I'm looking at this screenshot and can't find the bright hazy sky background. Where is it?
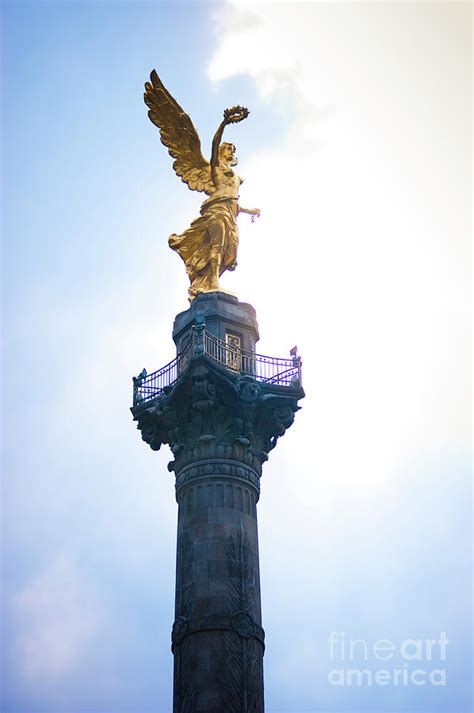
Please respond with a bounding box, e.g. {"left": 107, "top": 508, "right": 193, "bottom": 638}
{"left": 1, "top": 2, "right": 471, "bottom": 712}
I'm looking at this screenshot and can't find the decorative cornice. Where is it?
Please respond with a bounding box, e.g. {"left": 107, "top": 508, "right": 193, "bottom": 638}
{"left": 132, "top": 355, "right": 304, "bottom": 477}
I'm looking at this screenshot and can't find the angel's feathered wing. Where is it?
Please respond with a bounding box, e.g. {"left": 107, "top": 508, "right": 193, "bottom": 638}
{"left": 144, "top": 70, "right": 214, "bottom": 195}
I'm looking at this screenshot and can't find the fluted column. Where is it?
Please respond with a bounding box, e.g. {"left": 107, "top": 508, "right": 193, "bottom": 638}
{"left": 172, "top": 459, "right": 264, "bottom": 712}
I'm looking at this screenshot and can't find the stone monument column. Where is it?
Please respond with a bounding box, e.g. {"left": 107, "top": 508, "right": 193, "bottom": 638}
{"left": 132, "top": 292, "right": 303, "bottom": 712}
{"left": 172, "top": 448, "right": 264, "bottom": 712}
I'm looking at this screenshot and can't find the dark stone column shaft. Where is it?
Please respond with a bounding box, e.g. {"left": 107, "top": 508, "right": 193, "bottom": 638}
{"left": 172, "top": 461, "right": 264, "bottom": 713}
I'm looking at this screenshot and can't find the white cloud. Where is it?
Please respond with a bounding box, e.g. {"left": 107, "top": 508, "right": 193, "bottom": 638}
{"left": 209, "top": 1, "right": 471, "bottom": 494}
{"left": 11, "top": 555, "right": 104, "bottom": 686}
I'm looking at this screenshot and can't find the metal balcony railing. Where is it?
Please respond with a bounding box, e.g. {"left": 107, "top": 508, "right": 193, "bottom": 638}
{"left": 132, "top": 326, "right": 302, "bottom": 407}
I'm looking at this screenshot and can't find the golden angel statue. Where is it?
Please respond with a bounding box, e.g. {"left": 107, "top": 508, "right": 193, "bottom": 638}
{"left": 144, "top": 70, "right": 260, "bottom": 301}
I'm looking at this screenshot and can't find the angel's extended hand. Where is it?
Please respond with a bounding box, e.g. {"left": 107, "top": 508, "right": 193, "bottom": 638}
{"left": 239, "top": 207, "right": 261, "bottom": 223}
{"left": 240, "top": 207, "right": 260, "bottom": 217}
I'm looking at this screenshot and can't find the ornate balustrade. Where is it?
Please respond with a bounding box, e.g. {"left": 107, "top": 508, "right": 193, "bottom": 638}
{"left": 132, "top": 326, "right": 302, "bottom": 407}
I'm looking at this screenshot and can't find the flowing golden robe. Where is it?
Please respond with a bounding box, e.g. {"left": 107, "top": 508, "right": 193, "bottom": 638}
{"left": 168, "top": 168, "right": 242, "bottom": 300}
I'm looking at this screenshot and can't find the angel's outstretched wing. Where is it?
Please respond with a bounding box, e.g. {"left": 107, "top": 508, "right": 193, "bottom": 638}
{"left": 144, "top": 70, "right": 214, "bottom": 195}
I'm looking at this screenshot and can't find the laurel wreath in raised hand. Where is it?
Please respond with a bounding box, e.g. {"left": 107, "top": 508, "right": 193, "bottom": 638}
{"left": 223, "top": 106, "right": 250, "bottom": 124}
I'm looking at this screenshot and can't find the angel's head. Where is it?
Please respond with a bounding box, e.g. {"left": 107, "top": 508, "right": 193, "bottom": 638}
{"left": 219, "top": 142, "right": 238, "bottom": 167}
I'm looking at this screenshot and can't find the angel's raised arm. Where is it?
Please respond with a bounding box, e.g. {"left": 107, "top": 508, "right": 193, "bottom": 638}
{"left": 210, "top": 106, "right": 251, "bottom": 167}
{"left": 211, "top": 120, "right": 227, "bottom": 168}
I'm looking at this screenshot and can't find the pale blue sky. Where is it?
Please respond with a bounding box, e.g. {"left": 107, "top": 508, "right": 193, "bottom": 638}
{"left": 1, "top": 1, "right": 472, "bottom": 712}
